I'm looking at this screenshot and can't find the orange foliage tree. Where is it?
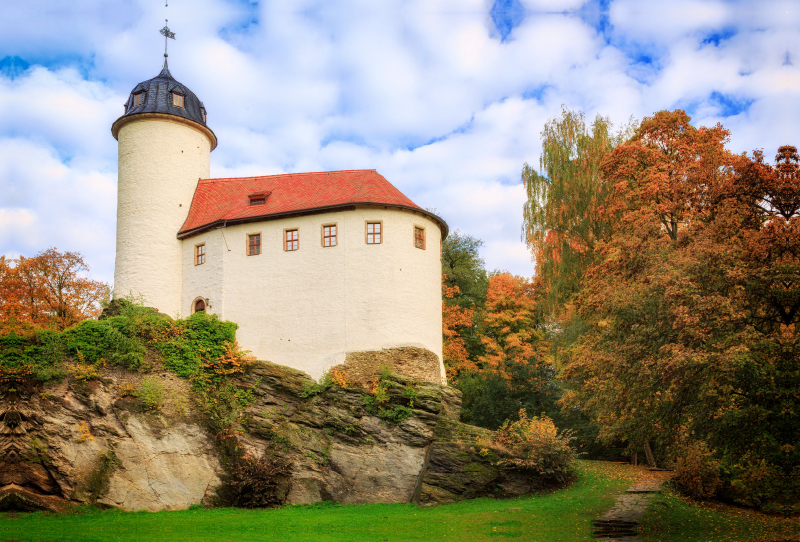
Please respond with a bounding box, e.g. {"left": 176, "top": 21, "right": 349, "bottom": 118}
{"left": 554, "top": 109, "right": 800, "bottom": 506}
{"left": 0, "top": 248, "right": 110, "bottom": 332}
{"left": 478, "top": 273, "right": 547, "bottom": 377}
{"left": 442, "top": 279, "right": 477, "bottom": 378}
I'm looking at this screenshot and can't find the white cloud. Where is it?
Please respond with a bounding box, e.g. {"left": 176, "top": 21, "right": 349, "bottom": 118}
{"left": 1, "top": 0, "right": 799, "bottom": 282}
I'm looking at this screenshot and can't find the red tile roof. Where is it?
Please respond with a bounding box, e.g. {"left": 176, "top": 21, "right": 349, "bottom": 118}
{"left": 178, "top": 169, "right": 447, "bottom": 238}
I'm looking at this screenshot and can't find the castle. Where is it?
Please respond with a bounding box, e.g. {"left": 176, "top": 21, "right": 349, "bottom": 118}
{"left": 110, "top": 65, "right": 447, "bottom": 383}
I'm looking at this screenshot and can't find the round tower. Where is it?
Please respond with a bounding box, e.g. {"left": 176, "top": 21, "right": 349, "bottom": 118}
{"left": 111, "top": 65, "right": 216, "bottom": 316}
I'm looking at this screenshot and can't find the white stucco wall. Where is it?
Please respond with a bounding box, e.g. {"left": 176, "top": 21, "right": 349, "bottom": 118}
{"left": 115, "top": 118, "right": 211, "bottom": 316}
{"left": 181, "top": 207, "right": 444, "bottom": 382}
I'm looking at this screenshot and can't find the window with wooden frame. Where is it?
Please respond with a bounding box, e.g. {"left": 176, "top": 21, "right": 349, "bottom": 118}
{"left": 284, "top": 229, "right": 299, "bottom": 251}
{"left": 172, "top": 93, "right": 185, "bottom": 108}
{"left": 414, "top": 226, "right": 425, "bottom": 249}
{"left": 195, "top": 244, "right": 206, "bottom": 265}
{"left": 133, "top": 92, "right": 145, "bottom": 106}
{"left": 247, "top": 233, "right": 261, "bottom": 256}
{"left": 322, "top": 224, "right": 337, "bottom": 247}
{"left": 366, "top": 222, "right": 382, "bottom": 244}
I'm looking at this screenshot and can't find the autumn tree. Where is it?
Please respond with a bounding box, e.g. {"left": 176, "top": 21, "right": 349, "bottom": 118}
{"left": 441, "top": 230, "right": 490, "bottom": 376}
{"left": 442, "top": 281, "right": 477, "bottom": 378}
{"left": 0, "top": 248, "right": 110, "bottom": 332}
{"left": 522, "top": 107, "right": 636, "bottom": 317}
{"left": 457, "top": 273, "right": 559, "bottom": 429}
{"left": 557, "top": 110, "right": 800, "bottom": 507}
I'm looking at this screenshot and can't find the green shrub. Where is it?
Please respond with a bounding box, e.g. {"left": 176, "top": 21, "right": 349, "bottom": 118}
{"left": 362, "top": 371, "right": 416, "bottom": 424}
{"left": 62, "top": 318, "right": 146, "bottom": 370}
{"left": 490, "top": 409, "right": 576, "bottom": 483}
{"left": 136, "top": 376, "right": 165, "bottom": 411}
{"left": 195, "top": 382, "right": 256, "bottom": 434}
{"left": 153, "top": 312, "right": 237, "bottom": 380}
{"left": 300, "top": 370, "right": 333, "bottom": 398}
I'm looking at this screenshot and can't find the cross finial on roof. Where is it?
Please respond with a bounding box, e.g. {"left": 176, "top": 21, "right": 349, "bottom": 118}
{"left": 160, "top": 19, "right": 176, "bottom": 69}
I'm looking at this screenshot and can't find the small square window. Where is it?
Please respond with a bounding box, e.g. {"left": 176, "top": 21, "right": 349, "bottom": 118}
{"left": 248, "top": 191, "right": 270, "bottom": 206}
{"left": 285, "top": 229, "right": 298, "bottom": 251}
{"left": 195, "top": 244, "right": 206, "bottom": 265}
{"left": 248, "top": 234, "right": 261, "bottom": 256}
{"left": 366, "top": 222, "right": 381, "bottom": 244}
{"left": 173, "top": 93, "right": 184, "bottom": 108}
{"left": 414, "top": 226, "right": 425, "bottom": 249}
{"left": 133, "top": 92, "right": 145, "bottom": 106}
{"left": 322, "top": 224, "right": 337, "bottom": 247}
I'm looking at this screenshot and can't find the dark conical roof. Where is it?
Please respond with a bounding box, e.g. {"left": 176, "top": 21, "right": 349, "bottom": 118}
{"left": 113, "top": 65, "right": 216, "bottom": 147}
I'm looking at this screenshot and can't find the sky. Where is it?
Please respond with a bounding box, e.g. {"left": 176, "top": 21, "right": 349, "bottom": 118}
{"left": 1, "top": 0, "right": 798, "bottom": 285}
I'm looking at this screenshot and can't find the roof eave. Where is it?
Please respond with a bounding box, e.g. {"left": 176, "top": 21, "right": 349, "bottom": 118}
{"left": 177, "top": 202, "right": 449, "bottom": 240}
{"left": 111, "top": 112, "right": 218, "bottom": 151}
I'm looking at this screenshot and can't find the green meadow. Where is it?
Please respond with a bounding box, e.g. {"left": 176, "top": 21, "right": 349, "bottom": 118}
{"left": 0, "top": 461, "right": 790, "bottom": 542}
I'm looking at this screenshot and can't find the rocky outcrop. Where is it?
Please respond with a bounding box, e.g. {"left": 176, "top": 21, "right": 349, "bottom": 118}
{"left": 0, "top": 376, "right": 222, "bottom": 512}
{"left": 0, "top": 360, "right": 548, "bottom": 511}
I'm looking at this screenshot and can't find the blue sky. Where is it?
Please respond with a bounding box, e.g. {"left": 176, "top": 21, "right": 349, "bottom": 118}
{"left": 1, "top": 0, "right": 798, "bottom": 285}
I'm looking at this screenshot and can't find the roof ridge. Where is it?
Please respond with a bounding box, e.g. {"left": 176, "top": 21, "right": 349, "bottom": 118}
{"left": 201, "top": 169, "right": 379, "bottom": 183}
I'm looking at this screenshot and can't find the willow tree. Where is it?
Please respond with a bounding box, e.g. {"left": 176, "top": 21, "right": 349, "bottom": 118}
{"left": 522, "top": 107, "right": 636, "bottom": 317}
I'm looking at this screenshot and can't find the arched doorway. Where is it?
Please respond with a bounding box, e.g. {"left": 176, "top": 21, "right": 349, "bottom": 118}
{"left": 193, "top": 297, "right": 206, "bottom": 313}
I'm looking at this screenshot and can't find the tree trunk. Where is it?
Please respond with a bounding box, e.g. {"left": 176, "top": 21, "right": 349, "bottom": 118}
{"left": 644, "top": 441, "right": 656, "bottom": 468}
{"left": 631, "top": 451, "right": 638, "bottom": 466}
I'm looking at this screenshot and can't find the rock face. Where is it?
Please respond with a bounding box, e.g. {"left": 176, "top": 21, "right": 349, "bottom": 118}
{"left": 0, "top": 377, "right": 222, "bottom": 512}
{"left": 0, "top": 360, "right": 542, "bottom": 511}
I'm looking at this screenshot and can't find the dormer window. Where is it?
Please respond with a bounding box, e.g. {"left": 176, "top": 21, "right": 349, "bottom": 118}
{"left": 248, "top": 192, "right": 270, "bottom": 206}
{"left": 172, "top": 93, "right": 184, "bottom": 108}
{"left": 133, "top": 92, "right": 145, "bottom": 106}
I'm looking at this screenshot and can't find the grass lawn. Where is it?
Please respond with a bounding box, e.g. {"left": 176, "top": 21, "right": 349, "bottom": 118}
{"left": 0, "top": 461, "right": 636, "bottom": 542}
{"left": 640, "top": 488, "right": 800, "bottom": 542}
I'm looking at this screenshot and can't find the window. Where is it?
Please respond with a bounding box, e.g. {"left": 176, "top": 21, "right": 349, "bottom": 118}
{"left": 414, "top": 226, "right": 425, "bottom": 249}
{"left": 172, "top": 93, "right": 184, "bottom": 108}
{"left": 285, "top": 229, "right": 298, "bottom": 251}
{"left": 366, "top": 222, "right": 382, "bottom": 244}
{"left": 133, "top": 92, "right": 145, "bottom": 106}
{"left": 322, "top": 224, "right": 337, "bottom": 247}
{"left": 248, "top": 191, "right": 270, "bottom": 205}
{"left": 248, "top": 234, "right": 261, "bottom": 256}
{"left": 195, "top": 244, "right": 205, "bottom": 265}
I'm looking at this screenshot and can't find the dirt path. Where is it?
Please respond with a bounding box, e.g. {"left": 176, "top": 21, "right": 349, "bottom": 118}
{"left": 592, "top": 467, "right": 673, "bottom": 541}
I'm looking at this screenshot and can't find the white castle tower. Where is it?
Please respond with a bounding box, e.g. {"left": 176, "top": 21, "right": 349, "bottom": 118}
{"left": 111, "top": 63, "right": 217, "bottom": 317}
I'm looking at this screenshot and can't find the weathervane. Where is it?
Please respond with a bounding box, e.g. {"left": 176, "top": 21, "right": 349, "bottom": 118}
{"left": 160, "top": 19, "right": 176, "bottom": 68}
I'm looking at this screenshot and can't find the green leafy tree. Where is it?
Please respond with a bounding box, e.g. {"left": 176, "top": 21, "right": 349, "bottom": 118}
{"left": 522, "top": 107, "right": 636, "bottom": 316}
{"left": 441, "top": 230, "right": 489, "bottom": 309}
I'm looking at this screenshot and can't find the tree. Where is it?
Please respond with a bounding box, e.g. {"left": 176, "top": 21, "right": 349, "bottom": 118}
{"left": 0, "top": 248, "right": 110, "bottom": 332}
{"left": 441, "top": 230, "right": 489, "bottom": 309}
{"left": 478, "top": 273, "right": 546, "bottom": 375}
{"left": 441, "top": 230, "right": 489, "bottom": 368}
{"left": 559, "top": 110, "right": 800, "bottom": 506}
{"left": 458, "top": 273, "right": 558, "bottom": 429}
{"left": 522, "top": 107, "right": 636, "bottom": 316}
{"left": 442, "top": 281, "right": 477, "bottom": 378}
